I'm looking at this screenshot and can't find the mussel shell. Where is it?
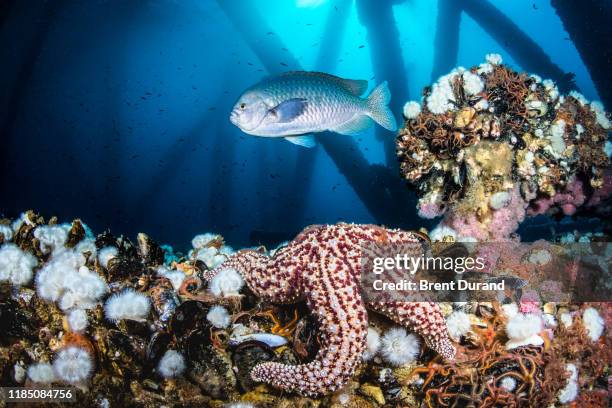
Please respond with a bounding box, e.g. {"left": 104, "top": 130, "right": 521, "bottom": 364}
{"left": 12, "top": 219, "right": 39, "bottom": 254}
{"left": 0, "top": 297, "right": 38, "bottom": 342}
{"left": 115, "top": 236, "right": 139, "bottom": 259}
{"left": 187, "top": 340, "right": 235, "bottom": 399}
{"left": 95, "top": 230, "right": 118, "bottom": 249}
{"left": 193, "top": 259, "right": 209, "bottom": 273}
{"left": 108, "top": 329, "right": 147, "bottom": 356}
{"left": 101, "top": 329, "right": 147, "bottom": 378}
{"left": 116, "top": 319, "right": 150, "bottom": 338}
{"left": 137, "top": 233, "right": 165, "bottom": 267}
{"left": 231, "top": 340, "right": 277, "bottom": 392}
{"left": 65, "top": 219, "right": 86, "bottom": 248}
{"left": 182, "top": 329, "right": 211, "bottom": 361}
{"left": 106, "top": 257, "right": 146, "bottom": 282}
{"left": 150, "top": 281, "right": 180, "bottom": 325}
{"left": 146, "top": 331, "right": 172, "bottom": 366}
{"left": 169, "top": 300, "right": 209, "bottom": 340}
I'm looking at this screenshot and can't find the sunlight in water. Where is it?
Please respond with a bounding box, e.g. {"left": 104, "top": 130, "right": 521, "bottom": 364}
{"left": 296, "top": 0, "right": 326, "bottom": 8}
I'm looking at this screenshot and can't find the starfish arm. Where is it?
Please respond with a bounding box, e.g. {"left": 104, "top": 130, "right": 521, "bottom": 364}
{"left": 202, "top": 249, "right": 266, "bottom": 283}
{"left": 251, "top": 259, "right": 368, "bottom": 396}
{"left": 359, "top": 227, "right": 456, "bottom": 360}
{"left": 367, "top": 300, "right": 456, "bottom": 360}
{"left": 205, "top": 249, "right": 302, "bottom": 303}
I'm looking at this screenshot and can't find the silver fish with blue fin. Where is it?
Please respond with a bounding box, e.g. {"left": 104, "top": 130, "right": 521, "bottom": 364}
{"left": 230, "top": 71, "right": 397, "bottom": 148}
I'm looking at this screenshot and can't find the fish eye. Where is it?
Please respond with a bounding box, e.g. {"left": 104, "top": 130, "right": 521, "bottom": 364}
{"left": 239, "top": 103, "right": 246, "bottom": 109}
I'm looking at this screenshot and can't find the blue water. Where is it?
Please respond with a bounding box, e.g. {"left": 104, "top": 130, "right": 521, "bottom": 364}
{"left": 0, "top": 0, "right": 602, "bottom": 248}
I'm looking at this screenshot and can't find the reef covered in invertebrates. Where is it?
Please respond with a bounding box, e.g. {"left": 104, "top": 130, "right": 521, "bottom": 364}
{"left": 0, "top": 211, "right": 610, "bottom": 407}
{"left": 397, "top": 54, "right": 611, "bottom": 241}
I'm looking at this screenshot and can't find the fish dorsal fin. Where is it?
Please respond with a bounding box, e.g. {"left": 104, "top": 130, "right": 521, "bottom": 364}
{"left": 284, "top": 134, "right": 316, "bottom": 148}
{"left": 331, "top": 115, "right": 373, "bottom": 136}
{"left": 308, "top": 72, "right": 368, "bottom": 96}
{"left": 269, "top": 98, "right": 308, "bottom": 123}
{"left": 337, "top": 78, "right": 369, "bottom": 96}
{"left": 277, "top": 71, "right": 368, "bottom": 96}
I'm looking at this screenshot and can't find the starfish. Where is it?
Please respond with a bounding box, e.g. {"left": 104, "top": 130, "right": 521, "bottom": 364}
{"left": 204, "top": 224, "right": 455, "bottom": 396}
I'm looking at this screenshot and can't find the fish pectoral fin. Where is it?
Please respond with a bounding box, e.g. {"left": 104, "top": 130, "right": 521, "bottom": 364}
{"left": 284, "top": 134, "right": 316, "bottom": 148}
{"left": 331, "top": 115, "right": 373, "bottom": 136}
{"left": 269, "top": 98, "right": 308, "bottom": 123}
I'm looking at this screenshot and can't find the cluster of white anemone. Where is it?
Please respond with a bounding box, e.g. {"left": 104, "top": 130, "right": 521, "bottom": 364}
{"left": 0, "top": 224, "right": 12, "bottom": 241}
{"left": 97, "top": 246, "right": 118, "bottom": 269}
{"left": 421, "top": 52, "right": 610, "bottom": 179}
{"left": 207, "top": 305, "right": 231, "bottom": 329}
{"left": 426, "top": 70, "right": 458, "bottom": 114}
{"left": 0, "top": 243, "right": 38, "bottom": 286}
{"left": 426, "top": 54, "right": 501, "bottom": 115}
{"left": 33, "top": 224, "right": 71, "bottom": 255}
{"left": 505, "top": 312, "right": 544, "bottom": 349}
{"left": 208, "top": 267, "right": 244, "bottom": 297}
{"left": 445, "top": 311, "right": 472, "bottom": 340}
{"left": 157, "top": 350, "right": 186, "bottom": 378}
{"left": 363, "top": 326, "right": 420, "bottom": 366}
{"left": 36, "top": 250, "right": 108, "bottom": 311}
{"left": 190, "top": 232, "right": 235, "bottom": 269}
{"left": 156, "top": 265, "right": 186, "bottom": 291}
{"left": 6, "top": 219, "right": 251, "bottom": 389}
{"left": 52, "top": 346, "right": 93, "bottom": 384}
{"left": 558, "top": 363, "right": 579, "bottom": 403}
{"left": 501, "top": 304, "right": 604, "bottom": 404}
{"left": 104, "top": 289, "right": 151, "bottom": 322}
{"left": 582, "top": 307, "right": 604, "bottom": 341}
{"left": 189, "top": 232, "right": 246, "bottom": 298}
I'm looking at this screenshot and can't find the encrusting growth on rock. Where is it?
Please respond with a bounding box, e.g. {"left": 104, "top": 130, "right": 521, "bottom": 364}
{"left": 396, "top": 55, "right": 611, "bottom": 240}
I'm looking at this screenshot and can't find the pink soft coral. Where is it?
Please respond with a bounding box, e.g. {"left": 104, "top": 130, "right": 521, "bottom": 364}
{"left": 527, "top": 177, "right": 587, "bottom": 216}
{"left": 418, "top": 201, "right": 445, "bottom": 219}
{"left": 436, "top": 171, "right": 610, "bottom": 242}
{"left": 519, "top": 290, "right": 541, "bottom": 314}
{"left": 443, "top": 187, "right": 526, "bottom": 241}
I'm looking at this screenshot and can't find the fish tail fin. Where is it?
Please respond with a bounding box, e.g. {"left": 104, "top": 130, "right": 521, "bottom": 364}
{"left": 365, "top": 81, "right": 397, "bottom": 132}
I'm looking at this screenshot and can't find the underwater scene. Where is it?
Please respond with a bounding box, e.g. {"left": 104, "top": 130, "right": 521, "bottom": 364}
{"left": 0, "top": 0, "right": 610, "bottom": 407}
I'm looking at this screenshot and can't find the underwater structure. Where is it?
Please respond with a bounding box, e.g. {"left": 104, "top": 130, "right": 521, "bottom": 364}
{"left": 397, "top": 54, "right": 611, "bottom": 241}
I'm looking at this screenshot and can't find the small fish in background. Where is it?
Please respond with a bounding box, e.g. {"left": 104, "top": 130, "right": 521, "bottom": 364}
{"left": 229, "top": 71, "right": 397, "bottom": 148}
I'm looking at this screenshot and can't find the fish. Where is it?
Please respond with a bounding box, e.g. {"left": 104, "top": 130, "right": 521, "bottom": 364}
{"left": 229, "top": 71, "right": 397, "bottom": 148}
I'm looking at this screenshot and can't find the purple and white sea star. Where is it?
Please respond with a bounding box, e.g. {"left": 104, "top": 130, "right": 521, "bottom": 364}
{"left": 204, "top": 223, "right": 455, "bottom": 396}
